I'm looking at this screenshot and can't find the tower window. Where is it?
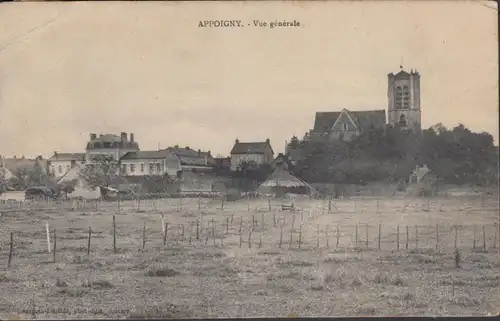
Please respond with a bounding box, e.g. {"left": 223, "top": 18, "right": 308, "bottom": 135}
{"left": 343, "top": 123, "right": 348, "bottom": 131}
{"left": 399, "top": 114, "right": 407, "bottom": 127}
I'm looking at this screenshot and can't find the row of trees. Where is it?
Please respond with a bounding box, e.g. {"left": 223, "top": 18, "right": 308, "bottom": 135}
{"left": 289, "top": 123, "right": 498, "bottom": 185}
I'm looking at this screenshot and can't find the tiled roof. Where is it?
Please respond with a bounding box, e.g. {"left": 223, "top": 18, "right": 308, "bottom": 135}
{"left": 313, "top": 112, "right": 341, "bottom": 133}
{"left": 313, "top": 110, "right": 386, "bottom": 133}
{"left": 86, "top": 134, "right": 139, "bottom": 149}
{"left": 49, "top": 153, "right": 86, "bottom": 161}
{"left": 1, "top": 157, "right": 49, "bottom": 175}
{"left": 230, "top": 142, "right": 273, "bottom": 155}
{"left": 179, "top": 156, "right": 209, "bottom": 167}
{"left": 394, "top": 70, "right": 411, "bottom": 79}
{"left": 120, "top": 150, "right": 171, "bottom": 160}
{"left": 348, "top": 110, "right": 386, "bottom": 131}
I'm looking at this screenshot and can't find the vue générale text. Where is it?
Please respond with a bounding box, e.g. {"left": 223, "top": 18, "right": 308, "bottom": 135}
{"left": 198, "top": 20, "right": 301, "bottom": 28}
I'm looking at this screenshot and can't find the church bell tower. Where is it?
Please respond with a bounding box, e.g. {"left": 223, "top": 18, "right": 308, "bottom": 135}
{"left": 387, "top": 67, "right": 421, "bottom": 131}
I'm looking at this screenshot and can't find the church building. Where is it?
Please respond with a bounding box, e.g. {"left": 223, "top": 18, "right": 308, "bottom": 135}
{"left": 308, "top": 67, "right": 422, "bottom": 141}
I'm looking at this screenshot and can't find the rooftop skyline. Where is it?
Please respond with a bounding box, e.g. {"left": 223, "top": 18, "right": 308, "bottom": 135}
{"left": 0, "top": 1, "right": 498, "bottom": 158}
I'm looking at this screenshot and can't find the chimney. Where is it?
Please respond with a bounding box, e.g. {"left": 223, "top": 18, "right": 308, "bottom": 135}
{"left": 130, "top": 133, "right": 135, "bottom": 143}
{"left": 266, "top": 138, "right": 270, "bottom": 144}
{"left": 54, "top": 151, "right": 58, "bottom": 156}
{"left": 235, "top": 138, "right": 239, "bottom": 144}
{"left": 120, "top": 132, "right": 127, "bottom": 142}
{"left": 37, "top": 155, "right": 42, "bottom": 160}
{"left": 90, "top": 133, "right": 97, "bottom": 141}
{"left": 208, "top": 150, "right": 211, "bottom": 156}
{"left": 185, "top": 146, "right": 190, "bottom": 150}
{"left": 198, "top": 149, "right": 201, "bottom": 156}
{"left": 99, "top": 134, "right": 103, "bottom": 138}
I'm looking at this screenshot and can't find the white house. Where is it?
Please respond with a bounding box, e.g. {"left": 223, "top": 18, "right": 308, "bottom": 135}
{"left": 120, "top": 146, "right": 214, "bottom": 177}
{"left": 48, "top": 152, "right": 86, "bottom": 179}
{"left": 230, "top": 138, "right": 274, "bottom": 171}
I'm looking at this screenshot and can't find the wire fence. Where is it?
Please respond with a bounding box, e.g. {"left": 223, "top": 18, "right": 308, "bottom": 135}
{"left": 2, "top": 194, "right": 499, "bottom": 267}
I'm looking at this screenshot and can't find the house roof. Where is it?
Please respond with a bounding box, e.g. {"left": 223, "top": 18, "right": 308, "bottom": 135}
{"left": 394, "top": 70, "right": 411, "bottom": 78}
{"left": 258, "top": 165, "right": 314, "bottom": 190}
{"left": 179, "top": 156, "right": 209, "bottom": 167}
{"left": 313, "top": 109, "right": 386, "bottom": 133}
{"left": 86, "top": 134, "right": 139, "bottom": 149}
{"left": 120, "top": 150, "right": 171, "bottom": 160}
{"left": 1, "top": 157, "right": 49, "bottom": 175}
{"left": 230, "top": 141, "right": 274, "bottom": 155}
{"left": 49, "top": 153, "right": 86, "bottom": 162}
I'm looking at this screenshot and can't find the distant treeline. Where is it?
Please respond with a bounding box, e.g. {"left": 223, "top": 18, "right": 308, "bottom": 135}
{"left": 288, "top": 123, "right": 498, "bottom": 186}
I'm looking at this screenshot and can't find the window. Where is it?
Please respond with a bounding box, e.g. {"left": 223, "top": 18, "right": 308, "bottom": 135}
{"left": 122, "top": 164, "right": 127, "bottom": 173}
{"left": 395, "top": 86, "right": 403, "bottom": 109}
{"left": 66, "top": 165, "right": 70, "bottom": 172}
{"left": 157, "top": 163, "right": 161, "bottom": 172}
{"left": 130, "top": 164, "right": 136, "bottom": 173}
{"left": 399, "top": 114, "right": 407, "bottom": 127}
{"left": 103, "top": 142, "right": 111, "bottom": 148}
{"left": 58, "top": 165, "right": 62, "bottom": 174}
{"left": 149, "top": 163, "right": 154, "bottom": 173}
{"left": 343, "top": 123, "right": 348, "bottom": 131}
{"left": 140, "top": 163, "right": 144, "bottom": 172}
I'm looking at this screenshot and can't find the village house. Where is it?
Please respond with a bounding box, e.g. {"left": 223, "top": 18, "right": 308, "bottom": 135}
{"left": 120, "top": 146, "right": 215, "bottom": 178}
{"left": 1, "top": 155, "right": 49, "bottom": 184}
{"left": 230, "top": 138, "right": 274, "bottom": 171}
{"left": 48, "top": 152, "right": 86, "bottom": 178}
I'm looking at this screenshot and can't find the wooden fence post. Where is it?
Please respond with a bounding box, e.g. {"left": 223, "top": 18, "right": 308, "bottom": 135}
{"left": 239, "top": 229, "right": 243, "bottom": 248}
{"left": 355, "top": 222, "right": 359, "bottom": 245}
{"left": 252, "top": 215, "right": 255, "bottom": 230}
{"left": 328, "top": 196, "right": 332, "bottom": 214}
{"left": 181, "top": 224, "right": 185, "bottom": 243}
{"left": 7, "top": 232, "right": 13, "bottom": 267}
{"left": 473, "top": 225, "right": 477, "bottom": 250}
{"left": 365, "top": 224, "right": 369, "bottom": 248}
{"left": 325, "top": 225, "right": 329, "bottom": 248}
{"left": 45, "top": 222, "right": 51, "bottom": 253}
{"left": 87, "top": 227, "right": 92, "bottom": 255}
{"left": 289, "top": 228, "right": 293, "bottom": 247}
{"left": 273, "top": 212, "right": 276, "bottom": 227}
{"left": 113, "top": 215, "right": 117, "bottom": 253}
{"left": 240, "top": 217, "right": 243, "bottom": 234}
{"left": 336, "top": 224, "right": 340, "bottom": 248}
{"left": 268, "top": 198, "right": 271, "bottom": 211}
{"left": 279, "top": 226, "right": 283, "bottom": 248}
{"left": 226, "top": 217, "right": 229, "bottom": 235}
{"left": 316, "top": 225, "right": 320, "bottom": 248}
{"left": 377, "top": 224, "right": 381, "bottom": 250}
{"left": 406, "top": 225, "right": 409, "bottom": 250}
{"left": 436, "top": 224, "right": 439, "bottom": 251}
{"left": 261, "top": 213, "right": 265, "bottom": 230}
{"left": 396, "top": 225, "right": 400, "bottom": 251}
{"left": 494, "top": 224, "right": 497, "bottom": 249}
{"left": 163, "top": 223, "right": 168, "bottom": 245}
{"left": 259, "top": 233, "right": 262, "bottom": 248}
{"left": 482, "top": 225, "right": 486, "bottom": 251}
{"left": 454, "top": 226, "right": 458, "bottom": 251}
{"left": 292, "top": 214, "right": 296, "bottom": 229}
{"left": 212, "top": 219, "right": 216, "bottom": 246}
{"left": 248, "top": 230, "right": 252, "bottom": 249}
{"left": 299, "top": 225, "right": 303, "bottom": 249}
{"left": 142, "top": 222, "right": 147, "bottom": 249}
{"left": 415, "top": 225, "right": 419, "bottom": 249}
{"left": 52, "top": 228, "right": 57, "bottom": 263}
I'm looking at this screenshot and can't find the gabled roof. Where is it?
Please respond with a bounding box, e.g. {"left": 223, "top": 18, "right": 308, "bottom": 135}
{"left": 120, "top": 150, "right": 171, "bottom": 160}
{"left": 49, "top": 153, "right": 86, "bottom": 161}
{"left": 230, "top": 141, "right": 274, "bottom": 155}
{"left": 313, "top": 112, "right": 341, "bottom": 133}
{"left": 313, "top": 109, "right": 386, "bottom": 133}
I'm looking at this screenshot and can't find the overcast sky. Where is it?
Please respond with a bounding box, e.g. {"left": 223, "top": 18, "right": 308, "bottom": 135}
{"left": 0, "top": 1, "right": 498, "bottom": 159}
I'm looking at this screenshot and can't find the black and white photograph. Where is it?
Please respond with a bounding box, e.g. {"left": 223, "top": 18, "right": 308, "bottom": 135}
{"left": 0, "top": 0, "right": 498, "bottom": 318}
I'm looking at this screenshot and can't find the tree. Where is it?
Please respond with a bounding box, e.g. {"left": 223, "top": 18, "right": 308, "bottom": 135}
{"left": 79, "top": 155, "right": 120, "bottom": 199}
{"left": 57, "top": 178, "right": 79, "bottom": 195}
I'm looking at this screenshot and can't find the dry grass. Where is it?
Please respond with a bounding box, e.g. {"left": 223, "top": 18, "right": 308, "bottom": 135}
{"left": 0, "top": 196, "right": 498, "bottom": 318}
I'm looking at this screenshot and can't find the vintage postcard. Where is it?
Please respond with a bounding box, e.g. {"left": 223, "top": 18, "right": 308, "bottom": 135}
{"left": 0, "top": 0, "right": 498, "bottom": 318}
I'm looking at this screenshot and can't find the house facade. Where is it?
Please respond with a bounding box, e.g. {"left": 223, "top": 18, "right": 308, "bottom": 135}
{"left": 230, "top": 138, "right": 274, "bottom": 171}
{"left": 48, "top": 153, "right": 86, "bottom": 178}
{"left": 120, "top": 146, "right": 214, "bottom": 177}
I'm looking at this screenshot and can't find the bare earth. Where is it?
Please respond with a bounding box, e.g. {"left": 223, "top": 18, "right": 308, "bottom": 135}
{"left": 0, "top": 196, "right": 499, "bottom": 319}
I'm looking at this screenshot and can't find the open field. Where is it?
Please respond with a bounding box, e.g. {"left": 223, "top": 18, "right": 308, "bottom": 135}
{"left": 0, "top": 196, "right": 499, "bottom": 318}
